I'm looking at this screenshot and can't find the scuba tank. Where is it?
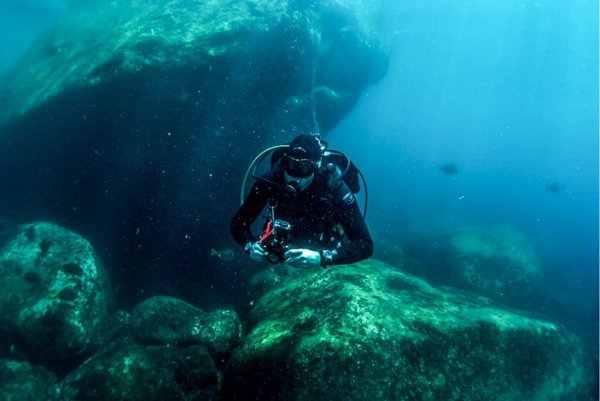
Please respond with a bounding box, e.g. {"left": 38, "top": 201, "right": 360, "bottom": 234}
{"left": 320, "top": 149, "right": 362, "bottom": 194}
{"left": 240, "top": 138, "right": 369, "bottom": 218}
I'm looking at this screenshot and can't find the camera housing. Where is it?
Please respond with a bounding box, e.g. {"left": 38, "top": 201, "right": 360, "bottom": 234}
{"left": 261, "top": 220, "right": 291, "bottom": 264}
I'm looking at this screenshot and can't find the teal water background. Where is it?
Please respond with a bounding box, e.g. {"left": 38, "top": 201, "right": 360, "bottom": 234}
{"left": 0, "top": 0, "right": 598, "bottom": 366}
{"left": 331, "top": 0, "right": 598, "bottom": 322}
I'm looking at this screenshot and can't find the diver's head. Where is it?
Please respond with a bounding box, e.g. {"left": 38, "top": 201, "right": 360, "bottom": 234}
{"left": 282, "top": 135, "right": 322, "bottom": 192}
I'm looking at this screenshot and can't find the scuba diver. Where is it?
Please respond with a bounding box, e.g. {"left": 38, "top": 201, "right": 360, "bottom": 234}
{"left": 231, "top": 134, "right": 373, "bottom": 268}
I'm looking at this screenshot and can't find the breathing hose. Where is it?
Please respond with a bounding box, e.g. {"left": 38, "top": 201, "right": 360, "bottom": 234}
{"left": 240, "top": 145, "right": 368, "bottom": 219}
{"left": 240, "top": 145, "right": 289, "bottom": 205}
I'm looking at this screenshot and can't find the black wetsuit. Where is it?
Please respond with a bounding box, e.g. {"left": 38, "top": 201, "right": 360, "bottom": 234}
{"left": 231, "top": 170, "right": 373, "bottom": 266}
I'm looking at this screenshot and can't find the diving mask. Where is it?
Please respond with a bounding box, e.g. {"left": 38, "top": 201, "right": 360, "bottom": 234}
{"left": 282, "top": 155, "right": 318, "bottom": 178}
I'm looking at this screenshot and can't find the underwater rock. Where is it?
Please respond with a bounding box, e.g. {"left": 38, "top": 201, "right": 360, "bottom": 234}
{"left": 248, "top": 266, "right": 293, "bottom": 299}
{"left": 400, "top": 225, "right": 544, "bottom": 308}
{"left": 0, "top": 359, "right": 59, "bottom": 401}
{"left": 90, "top": 310, "right": 132, "bottom": 350}
{"left": 0, "top": 222, "right": 112, "bottom": 371}
{"left": 131, "top": 296, "right": 243, "bottom": 365}
{"left": 198, "top": 309, "right": 244, "bottom": 365}
{"left": 0, "top": 0, "right": 387, "bottom": 128}
{"left": 221, "top": 260, "right": 591, "bottom": 401}
{"left": 0, "top": 0, "right": 388, "bottom": 307}
{"left": 61, "top": 338, "right": 219, "bottom": 401}
{"left": 131, "top": 296, "right": 209, "bottom": 346}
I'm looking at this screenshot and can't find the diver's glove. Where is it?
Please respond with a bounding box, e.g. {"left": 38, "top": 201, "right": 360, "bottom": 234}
{"left": 284, "top": 248, "right": 321, "bottom": 268}
{"left": 245, "top": 242, "right": 267, "bottom": 262}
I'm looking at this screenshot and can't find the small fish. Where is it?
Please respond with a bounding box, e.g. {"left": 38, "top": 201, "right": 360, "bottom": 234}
{"left": 440, "top": 163, "right": 458, "bottom": 175}
{"left": 546, "top": 183, "right": 562, "bottom": 193}
{"left": 210, "top": 248, "right": 236, "bottom": 262}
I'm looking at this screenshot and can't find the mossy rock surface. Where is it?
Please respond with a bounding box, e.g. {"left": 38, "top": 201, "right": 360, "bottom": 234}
{"left": 131, "top": 296, "right": 243, "bottom": 363}
{"left": 0, "top": 222, "right": 112, "bottom": 369}
{"left": 222, "top": 259, "right": 590, "bottom": 401}
{"left": 61, "top": 339, "right": 218, "bottom": 401}
{"left": 398, "top": 225, "right": 544, "bottom": 307}
{"left": 0, "top": 359, "right": 59, "bottom": 401}
{"left": 131, "top": 296, "right": 209, "bottom": 345}
{"left": 0, "top": 0, "right": 387, "bottom": 129}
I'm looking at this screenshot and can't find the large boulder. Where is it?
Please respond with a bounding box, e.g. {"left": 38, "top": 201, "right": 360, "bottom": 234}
{"left": 398, "top": 225, "right": 544, "bottom": 307}
{"left": 0, "top": 222, "right": 112, "bottom": 370}
{"left": 61, "top": 295, "right": 244, "bottom": 401}
{"left": 131, "top": 296, "right": 210, "bottom": 346}
{"left": 0, "top": 0, "right": 387, "bottom": 129}
{"left": 0, "top": 359, "right": 59, "bottom": 401}
{"left": 221, "top": 260, "right": 591, "bottom": 401}
{"left": 0, "top": 0, "right": 388, "bottom": 304}
{"left": 60, "top": 339, "right": 219, "bottom": 401}
{"left": 131, "top": 295, "right": 243, "bottom": 366}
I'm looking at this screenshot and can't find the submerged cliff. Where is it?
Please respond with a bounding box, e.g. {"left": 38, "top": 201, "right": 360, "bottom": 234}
{"left": 0, "top": 0, "right": 388, "bottom": 304}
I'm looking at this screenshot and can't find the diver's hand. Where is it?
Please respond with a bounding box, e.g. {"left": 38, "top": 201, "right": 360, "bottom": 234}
{"left": 284, "top": 248, "right": 321, "bottom": 268}
{"left": 245, "top": 242, "right": 267, "bottom": 262}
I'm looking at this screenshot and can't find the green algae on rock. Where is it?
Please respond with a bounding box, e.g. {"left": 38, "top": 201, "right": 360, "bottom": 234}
{"left": 56, "top": 296, "right": 242, "bottom": 400}
{"left": 398, "top": 225, "right": 544, "bottom": 308}
{"left": 198, "top": 309, "right": 245, "bottom": 362}
{"left": 0, "top": 222, "right": 112, "bottom": 369}
{"left": 131, "top": 295, "right": 243, "bottom": 362}
{"left": 0, "top": 0, "right": 387, "bottom": 129}
{"left": 0, "top": 359, "right": 59, "bottom": 401}
{"left": 221, "top": 259, "right": 590, "bottom": 401}
{"left": 60, "top": 339, "right": 218, "bottom": 401}
{"left": 131, "top": 296, "right": 209, "bottom": 346}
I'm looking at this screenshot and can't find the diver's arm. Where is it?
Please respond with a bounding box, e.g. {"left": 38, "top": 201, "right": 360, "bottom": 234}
{"left": 321, "top": 190, "right": 373, "bottom": 266}
{"left": 230, "top": 182, "right": 270, "bottom": 247}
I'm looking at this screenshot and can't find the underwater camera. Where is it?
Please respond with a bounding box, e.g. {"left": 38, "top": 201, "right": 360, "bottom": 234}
{"left": 261, "top": 219, "right": 291, "bottom": 264}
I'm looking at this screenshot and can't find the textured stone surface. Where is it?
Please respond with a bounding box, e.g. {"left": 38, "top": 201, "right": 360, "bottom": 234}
{"left": 398, "top": 225, "right": 544, "bottom": 306}
{"left": 131, "top": 296, "right": 208, "bottom": 345}
{"left": 131, "top": 296, "right": 243, "bottom": 366}
{"left": 0, "top": 359, "right": 59, "bottom": 401}
{"left": 222, "top": 259, "right": 590, "bottom": 401}
{"left": 198, "top": 309, "right": 244, "bottom": 360}
{"left": 0, "top": 0, "right": 386, "bottom": 127}
{"left": 0, "top": 222, "right": 112, "bottom": 369}
{"left": 61, "top": 339, "right": 218, "bottom": 401}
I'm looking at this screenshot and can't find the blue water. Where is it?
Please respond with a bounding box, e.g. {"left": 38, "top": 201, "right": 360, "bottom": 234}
{"left": 0, "top": 0, "right": 597, "bottom": 393}
{"left": 0, "top": 5, "right": 55, "bottom": 71}
{"left": 330, "top": 0, "right": 598, "bottom": 321}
